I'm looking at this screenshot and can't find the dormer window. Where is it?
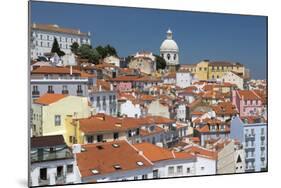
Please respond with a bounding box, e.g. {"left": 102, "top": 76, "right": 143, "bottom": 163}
{"left": 91, "top": 169, "right": 99, "bottom": 175}
{"left": 113, "top": 164, "right": 122, "bottom": 170}
{"left": 136, "top": 161, "right": 144, "bottom": 166}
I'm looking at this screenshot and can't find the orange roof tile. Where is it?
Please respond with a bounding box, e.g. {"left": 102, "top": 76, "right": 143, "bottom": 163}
{"left": 184, "top": 145, "right": 217, "bottom": 160}
{"left": 133, "top": 142, "right": 174, "bottom": 162}
{"left": 34, "top": 93, "right": 66, "bottom": 105}
{"left": 76, "top": 141, "right": 152, "bottom": 177}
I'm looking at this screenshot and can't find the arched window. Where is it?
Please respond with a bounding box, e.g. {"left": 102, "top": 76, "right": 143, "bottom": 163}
{"left": 174, "top": 54, "right": 177, "bottom": 60}
{"left": 167, "top": 53, "right": 170, "bottom": 60}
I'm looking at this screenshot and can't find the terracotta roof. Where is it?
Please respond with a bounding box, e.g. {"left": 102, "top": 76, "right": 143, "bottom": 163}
{"left": 237, "top": 90, "right": 261, "bottom": 100}
{"left": 139, "top": 126, "right": 165, "bottom": 137}
{"left": 184, "top": 145, "right": 217, "bottom": 160}
{"left": 134, "top": 142, "right": 194, "bottom": 162}
{"left": 31, "top": 135, "right": 65, "bottom": 148}
{"left": 212, "top": 102, "right": 238, "bottom": 116}
{"left": 76, "top": 141, "right": 152, "bottom": 177}
{"left": 31, "top": 66, "right": 95, "bottom": 78}
{"left": 32, "top": 23, "right": 88, "bottom": 36}
{"left": 209, "top": 61, "right": 243, "bottom": 67}
{"left": 78, "top": 114, "right": 174, "bottom": 134}
{"left": 34, "top": 93, "right": 66, "bottom": 105}
{"left": 163, "top": 72, "right": 176, "bottom": 78}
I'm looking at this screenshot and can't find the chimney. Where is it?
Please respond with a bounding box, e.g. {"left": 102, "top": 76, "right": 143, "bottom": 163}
{"left": 110, "top": 83, "right": 113, "bottom": 91}
{"left": 99, "top": 84, "right": 102, "bottom": 91}
{"left": 70, "top": 66, "right": 73, "bottom": 75}
{"left": 138, "top": 151, "right": 143, "bottom": 156}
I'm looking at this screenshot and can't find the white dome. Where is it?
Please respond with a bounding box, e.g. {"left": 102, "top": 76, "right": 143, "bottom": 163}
{"left": 160, "top": 29, "right": 179, "bottom": 52}
{"left": 160, "top": 39, "right": 179, "bottom": 52}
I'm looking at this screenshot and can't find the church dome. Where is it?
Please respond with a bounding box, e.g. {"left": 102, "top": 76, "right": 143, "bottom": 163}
{"left": 160, "top": 29, "right": 179, "bottom": 52}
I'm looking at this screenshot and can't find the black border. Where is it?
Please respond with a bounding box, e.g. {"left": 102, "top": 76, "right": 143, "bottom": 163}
{"left": 28, "top": 1, "right": 269, "bottom": 187}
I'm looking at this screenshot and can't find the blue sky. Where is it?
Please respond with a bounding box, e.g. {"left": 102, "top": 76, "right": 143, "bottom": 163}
{"left": 30, "top": 1, "right": 267, "bottom": 79}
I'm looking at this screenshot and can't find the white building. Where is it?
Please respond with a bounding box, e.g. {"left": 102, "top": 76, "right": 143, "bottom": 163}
{"left": 119, "top": 100, "right": 142, "bottom": 118}
{"left": 31, "top": 23, "right": 91, "bottom": 60}
{"left": 176, "top": 71, "right": 193, "bottom": 88}
{"left": 30, "top": 135, "right": 80, "bottom": 186}
{"left": 134, "top": 143, "right": 217, "bottom": 178}
{"left": 221, "top": 71, "right": 244, "bottom": 90}
{"left": 103, "top": 55, "right": 120, "bottom": 67}
{"left": 160, "top": 29, "right": 179, "bottom": 71}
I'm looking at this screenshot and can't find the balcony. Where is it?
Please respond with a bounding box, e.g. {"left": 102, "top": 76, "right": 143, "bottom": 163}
{"left": 56, "top": 175, "right": 66, "bottom": 185}
{"left": 245, "top": 134, "right": 255, "bottom": 140}
{"left": 38, "top": 177, "right": 50, "bottom": 186}
{"left": 245, "top": 155, "right": 255, "bottom": 160}
{"left": 62, "top": 90, "right": 69, "bottom": 94}
{"left": 244, "top": 144, "right": 255, "bottom": 150}
{"left": 76, "top": 90, "right": 83, "bottom": 96}
{"left": 246, "top": 165, "right": 255, "bottom": 171}
{"left": 32, "top": 91, "right": 40, "bottom": 97}
{"left": 31, "top": 150, "right": 73, "bottom": 163}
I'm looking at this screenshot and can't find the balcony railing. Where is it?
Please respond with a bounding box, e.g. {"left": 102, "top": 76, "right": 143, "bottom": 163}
{"left": 56, "top": 175, "right": 66, "bottom": 184}
{"left": 31, "top": 150, "right": 73, "bottom": 163}
{"left": 77, "top": 90, "right": 83, "bottom": 96}
{"left": 62, "top": 90, "right": 69, "bottom": 94}
{"left": 38, "top": 177, "right": 50, "bottom": 186}
{"left": 245, "top": 134, "right": 255, "bottom": 140}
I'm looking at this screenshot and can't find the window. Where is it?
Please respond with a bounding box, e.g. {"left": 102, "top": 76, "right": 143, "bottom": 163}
{"left": 113, "top": 132, "right": 119, "bottom": 140}
{"left": 142, "top": 174, "right": 148, "bottom": 179}
{"left": 186, "top": 167, "right": 191, "bottom": 174}
{"left": 87, "top": 135, "right": 94, "bottom": 143}
{"left": 47, "top": 85, "right": 54, "bottom": 93}
{"left": 57, "top": 166, "right": 63, "bottom": 177}
{"left": 128, "top": 130, "right": 132, "bottom": 137}
{"left": 261, "top": 128, "right": 265, "bottom": 135}
{"left": 201, "top": 166, "right": 205, "bottom": 171}
{"left": 97, "top": 96, "right": 100, "bottom": 107}
{"left": 168, "top": 166, "right": 174, "bottom": 175}
{"left": 97, "top": 134, "right": 103, "bottom": 142}
{"left": 174, "top": 54, "right": 177, "bottom": 60}
{"left": 67, "top": 164, "right": 73, "bottom": 173}
{"left": 167, "top": 53, "right": 171, "bottom": 60}
{"left": 54, "top": 115, "right": 61, "bottom": 126}
{"left": 40, "top": 168, "right": 47, "bottom": 180}
{"left": 251, "top": 129, "right": 255, "bottom": 135}
{"left": 134, "top": 176, "right": 138, "bottom": 180}
{"left": 153, "top": 169, "right": 159, "bottom": 178}
{"left": 177, "top": 166, "right": 183, "bottom": 174}
{"left": 69, "top": 136, "right": 73, "bottom": 143}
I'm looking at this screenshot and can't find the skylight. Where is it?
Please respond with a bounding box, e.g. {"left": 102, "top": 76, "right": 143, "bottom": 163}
{"left": 112, "top": 143, "right": 120, "bottom": 148}
{"left": 113, "top": 164, "right": 122, "bottom": 170}
{"left": 96, "top": 145, "right": 104, "bottom": 150}
{"left": 91, "top": 169, "right": 99, "bottom": 174}
{"left": 136, "top": 161, "right": 144, "bottom": 166}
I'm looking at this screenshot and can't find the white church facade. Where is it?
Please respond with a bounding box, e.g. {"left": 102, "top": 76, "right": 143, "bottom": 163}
{"left": 160, "top": 29, "right": 180, "bottom": 71}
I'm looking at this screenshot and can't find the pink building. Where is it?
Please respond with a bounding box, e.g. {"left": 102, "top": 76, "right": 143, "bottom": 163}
{"left": 232, "top": 90, "right": 263, "bottom": 116}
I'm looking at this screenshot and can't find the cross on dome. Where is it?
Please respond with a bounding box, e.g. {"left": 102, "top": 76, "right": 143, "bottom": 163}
{"left": 167, "top": 28, "right": 173, "bottom": 39}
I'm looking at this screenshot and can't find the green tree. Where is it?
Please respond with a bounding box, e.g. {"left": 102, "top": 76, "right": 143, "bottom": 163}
{"left": 96, "top": 45, "right": 107, "bottom": 59}
{"left": 77, "top": 44, "right": 100, "bottom": 64}
{"left": 70, "top": 42, "right": 79, "bottom": 54}
{"left": 104, "top": 44, "right": 117, "bottom": 57}
{"left": 154, "top": 54, "right": 167, "bottom": 70}
{"left": 51, "top": 37, "right": 65, "bottom": 57}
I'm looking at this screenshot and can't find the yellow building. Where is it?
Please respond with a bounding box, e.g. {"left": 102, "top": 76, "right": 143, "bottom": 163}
{"left": 180, "top": 60, "right": 245, "bottom": 81}
{"left": 31, "top": 93, "right": 93, "bottom": 142}
{"left": 64, "top": 113, "right": 142, "bottom": 146}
